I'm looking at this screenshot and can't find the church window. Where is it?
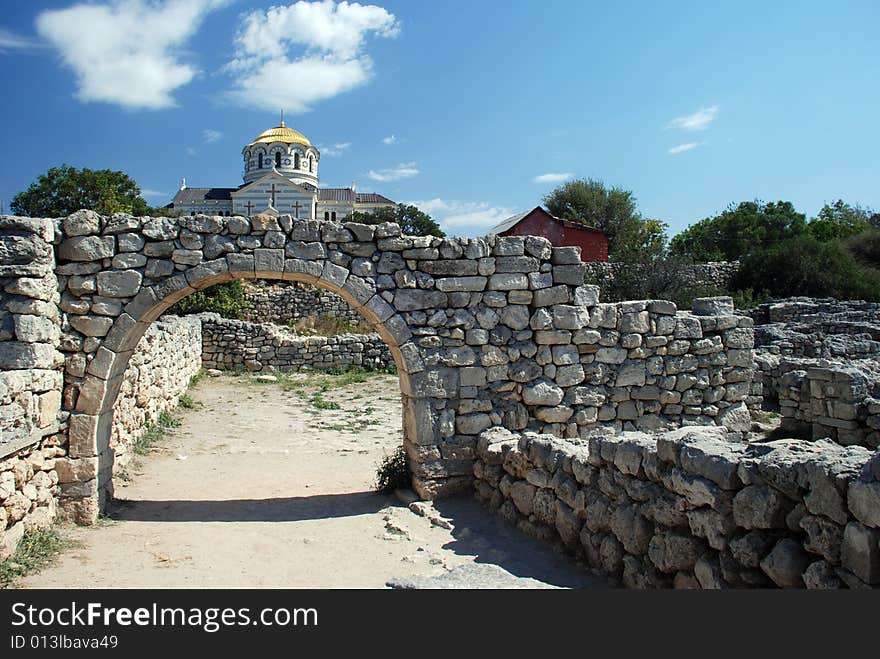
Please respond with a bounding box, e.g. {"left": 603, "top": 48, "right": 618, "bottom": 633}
{"left": 309, "top": 156, "right": 315, "bottom": 173}
{"left": 275, "top": 152, "right": 281, "bottom": 168}
{"left": 324, "top": 211, "right": 330, "bottom": 221}
{"left": 295, "top": 153, "right": 301, "bottom": 169}
{"left": 258, "top": 153, "right": 263, "bottom": 169}
{"left": 331, "top": 211, "right": 337, "bottom": 222}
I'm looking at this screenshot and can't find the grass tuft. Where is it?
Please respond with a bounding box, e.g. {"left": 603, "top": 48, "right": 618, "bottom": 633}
{"left": 0, "top": 528, "right": 75, "bottom": 589}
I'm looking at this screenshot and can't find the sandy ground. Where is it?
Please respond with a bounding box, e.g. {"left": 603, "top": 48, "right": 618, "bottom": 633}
{"left": 22, "top": 373, "right": 604, "bottom": 589}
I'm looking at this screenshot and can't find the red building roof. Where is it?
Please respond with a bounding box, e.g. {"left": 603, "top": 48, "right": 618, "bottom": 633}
{"left": 489, "top": 207, "right": 608, "bottom": 262}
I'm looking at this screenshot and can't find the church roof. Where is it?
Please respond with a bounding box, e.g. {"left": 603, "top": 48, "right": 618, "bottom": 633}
{"left": 172, "top": 187, "right": 236, "bottom": 203}
{"left": 248, "top": 121, "right": 311, "bottom": 148}
{"left": 318, "top": 189, "right": 395, "bottom": 204}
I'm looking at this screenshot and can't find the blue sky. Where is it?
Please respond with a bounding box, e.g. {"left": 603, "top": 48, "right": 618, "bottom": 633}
{"left": 0, "top": 0, "right": 877, "bottom": 237}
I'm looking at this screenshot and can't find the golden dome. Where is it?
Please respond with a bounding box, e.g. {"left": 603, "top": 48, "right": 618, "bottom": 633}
{"left": 248, "top": 120, "right": 311, "bottom": 147}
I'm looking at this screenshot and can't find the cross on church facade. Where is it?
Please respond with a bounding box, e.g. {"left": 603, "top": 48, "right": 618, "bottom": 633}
{"left": 245, "top": 200, "right": 253, "bottom": 216}
{"left": 292, "top": 201, "right": 302, "bottom": 219}
{"left": 269, "top": 183, "right": 278, "bottom": 207}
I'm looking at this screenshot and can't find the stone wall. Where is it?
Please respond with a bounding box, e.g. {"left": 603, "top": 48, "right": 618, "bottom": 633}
{"left": 200, "top": 314, "right": 393, "bottom": 372}
{"left": 1, "top": 217, "right": 64, "bottom": 457}
{"left": 751, "top": 297, "right": 880, "bottom": 449}
{"left": 584, "top": 261, "right": 741, "bottom": 301}
{"left": 1, "top": 216, "right": 66, "bottom": 558}
{"left": 474, "top": 425, "right": 880, "bottom": 588}
{"left": 241, "top": 280, "right": 362, "bottom": 326}
{"left": 1, "top": 209, "right": 764, "bottom": 518}
{"left": 513, "top": 295, "right": 756, "bottom": 439}
{"left": 110, "top": 315, "right": 202, "bottom": 466}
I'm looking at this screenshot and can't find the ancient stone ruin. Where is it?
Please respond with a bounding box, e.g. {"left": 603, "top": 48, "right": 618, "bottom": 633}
{"left": 2, "top": 212, "right": 878, "bottom": 588}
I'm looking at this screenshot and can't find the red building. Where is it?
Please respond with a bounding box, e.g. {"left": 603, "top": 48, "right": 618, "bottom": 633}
{"left": 489, "top": 207, "right": 608, "bottom": 262}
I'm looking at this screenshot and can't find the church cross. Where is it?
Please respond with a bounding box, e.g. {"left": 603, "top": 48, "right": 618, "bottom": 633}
{"left": 293, "top": 201, "right": 302, "bottom": 219}
{"left": 245, "top": 200, "right": 253, "bottom": 216}
{"left": 269, "top": 183, "right": 278, "bottom": 207}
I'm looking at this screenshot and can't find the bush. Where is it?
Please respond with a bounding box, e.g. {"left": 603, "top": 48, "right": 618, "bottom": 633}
{"left": 732, "top": 235, "right": 880, "bottom": 301}
{"left": 374, "top": 446, "right": 411, "bottom": 494}
{"left": 846, "top": 229, "right": 880, "bottom": 269}
{"left": 168, "top": 280, "right": 245, "bottom": 319}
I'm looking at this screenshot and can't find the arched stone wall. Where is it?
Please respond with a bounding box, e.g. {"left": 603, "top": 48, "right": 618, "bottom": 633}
{"left": 2, "top": 209, "right": 755, "bottom": 526}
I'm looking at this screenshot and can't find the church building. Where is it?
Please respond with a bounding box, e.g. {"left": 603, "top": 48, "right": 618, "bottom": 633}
{"left": 168, "top": 116, "right": 396, "bottom": 221}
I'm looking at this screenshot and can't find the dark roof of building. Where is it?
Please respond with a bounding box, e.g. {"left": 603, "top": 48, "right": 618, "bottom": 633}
{"left": 171, "top": 186, "right": 394, "bottom": 205}
{"left": 489, "top": 206, "right": 604, "bottom": 235}
{"left": 172, "top": 187, "right": 236, "bottom": 203}
{"left": 318, "top": 188, "right": 395, "bottom": 204}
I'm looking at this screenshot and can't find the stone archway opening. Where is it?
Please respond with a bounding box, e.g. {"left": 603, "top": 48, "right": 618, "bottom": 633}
{"left": 67, "top": 268, "right": 421, "bottom": 524}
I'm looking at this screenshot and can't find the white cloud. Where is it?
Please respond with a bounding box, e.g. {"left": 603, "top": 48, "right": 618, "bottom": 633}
{"left": 667, "top": 105, "right": 719, "bottom": 131}
{"left": 408, "top": 199, "right": 516, "bottom": 231}
{"left": 382, "top": 134, "right": 397, "bottom": 145}
{"left": 668, "top": 142, "right": 703, "bottom": 155}
{"left": 320, "top": 142, "right": 352, "bottom": 156}
{"left": 140, "top": 188, "right": 168, "bottom": 199}
{"left": 186, "top": 146, "right": 197, "bottom": 156}
{"left": 0, "top": 27, "right": 43, "bottom": 52}
{"left": 533, "top": 172, "right": 574, "bottom": 184}
{"left": 202, "top": 128, "right": 222, "bottom": 143}
{"left": 368, "top": 162, "right": 419, "bottom": 182}
{"left": 226, "top": 1, "right": 400, "bottom": 112}
{"left": 36, "top": 0, "right": 228, "bottom": 110}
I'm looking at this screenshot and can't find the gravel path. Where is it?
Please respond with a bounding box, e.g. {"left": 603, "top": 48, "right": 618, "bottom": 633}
{"left": 22, "top": 373, "right": 605, "bottom": 589}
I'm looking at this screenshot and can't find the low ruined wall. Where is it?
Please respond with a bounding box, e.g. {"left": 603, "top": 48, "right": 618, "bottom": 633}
{"left": 584, "top": 261, "right": 740, "bottom": 299}
{"left": 241, "top": 280, "right": 363, "bottom": 326}
{"left": 474, "top": 426, "right": 880, "bottom": 589}
{"left": 200, "top": 314, "right": 394, "bottom": 372}
{"left": 768, "top": 359, "right": 880, "bottom": 450}
{"left": 110, "top": 315, "right": 202, "bottom": 466}
{"left": 1, "top": 216, "right": 66, "bottom": 557}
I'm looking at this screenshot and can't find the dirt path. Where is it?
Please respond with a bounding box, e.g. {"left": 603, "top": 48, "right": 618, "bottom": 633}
{"left": 22, "top": 373, "right": 604, "bottom": 589}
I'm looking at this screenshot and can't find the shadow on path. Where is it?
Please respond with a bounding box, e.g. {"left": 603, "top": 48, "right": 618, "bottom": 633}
{"left": 108, "top": 491, "right": 390, "bottom": 523}
{"left": 430, "top": 495, "right": 609, "bottom": 589}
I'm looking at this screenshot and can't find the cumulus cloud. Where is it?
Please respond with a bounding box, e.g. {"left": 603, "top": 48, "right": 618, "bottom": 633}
{"left": 533, "top": 172, "right": 574, "bottom": 184}
{"left": 368, "top": 162, "right": 418, "bottom": 182}
{"left": 226, "top": 1, "right": 399, "bottom": 112}
{"left": 668, "top": 142, "right": 703, "bottom": 155}
{"left": 0, "top": 27, "right": 43, "bottom": 52}
{"left": 202, "top": 128, "right": 223, "bottom": 143}
{"left": 382, "top": 134, "right": 397, "bottom": 145}
{"left": 408, "top": 199, "right": 516, "bottom": 232}
{"left": 36, "top": 0, "right": 228, "bottom": 110}
{"left": 667, "top": 105, "right": 719, "bottom": 131}
{"left": 320, "top": 142, "right": 352, "bottom": 156}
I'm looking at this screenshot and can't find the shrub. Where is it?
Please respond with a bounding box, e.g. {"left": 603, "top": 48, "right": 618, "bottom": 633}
{"left": 168, "top": 280, "right": 245, "bottom": 319}
{"left": 374, "top": 446, "right": 411, "bottom": 494}
{"left": 732, "top": 235, "right": 880, "bottom": 301}
{"left": 846, "top": 229, "right": 880, "bottom": 269}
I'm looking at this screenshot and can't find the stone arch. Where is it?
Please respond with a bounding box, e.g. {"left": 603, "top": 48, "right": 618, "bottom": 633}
{"left": 67, "top": 266, "right": 419, "bottom": 521}
{"left": 55, "top": 211, "right": 473, "bottom": 524}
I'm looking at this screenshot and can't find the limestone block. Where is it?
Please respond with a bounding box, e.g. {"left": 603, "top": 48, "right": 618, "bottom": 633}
{"left": 58, "top": 235, "right": 115, "bottom": 262}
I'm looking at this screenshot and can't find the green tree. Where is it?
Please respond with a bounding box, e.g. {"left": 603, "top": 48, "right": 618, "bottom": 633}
{"left": 807, "top": 199, "right": 874, "bottom": 242}
{"left": 669, "top": 200, "right": 808, "bottom": 262}
{"left": 542, "top": 178, "right": 660, "bottom": 258}
{"left": 11, "top": 165, "right": 151, "bottom": 217}
{"left": 348, "top": 204, "right": 445, "bottom": 237}
{"left": 168, "top": 280, "right": 246, "bottom": 319}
